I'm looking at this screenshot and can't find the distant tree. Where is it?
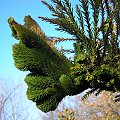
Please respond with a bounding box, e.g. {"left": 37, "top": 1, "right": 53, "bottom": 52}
{"left": 54, "top": 91, "right": 120, "bottom": 120}
{"left": 0, "top": 79, "right": 29, "bottom": 120}
{"left": 78, "top": 91, "right": 120, "bottom": 120}
{"left": 8, "top": 0, "right": 120, "bottom": 112}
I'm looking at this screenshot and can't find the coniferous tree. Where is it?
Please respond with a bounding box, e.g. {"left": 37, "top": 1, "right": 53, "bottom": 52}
{"left": 8, "top": 0, "right": 120, "bottom": 112}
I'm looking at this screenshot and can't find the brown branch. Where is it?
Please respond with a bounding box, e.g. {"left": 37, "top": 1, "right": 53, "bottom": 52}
{"left": 47, "top": 36, "right": 78, "bottom": 44}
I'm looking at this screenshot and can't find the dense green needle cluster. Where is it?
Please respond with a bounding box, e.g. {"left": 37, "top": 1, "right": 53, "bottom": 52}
{"left": 8, "top": 0, "right": 120, "bottom": 112}
{"left": 8, "top": 16, "right": 75, "bottom": 112}
{"left": 38, "top": 0, "right": 120, "bottom": 97}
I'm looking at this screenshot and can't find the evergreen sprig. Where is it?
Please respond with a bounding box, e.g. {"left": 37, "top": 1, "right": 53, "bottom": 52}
{"left": 38, "top": 0, "right": 120, "bottom": 100}
{"left": 39, "top": 0, "right": 81, "bottom": 40}
{"left": 8, "top": 16, "right": 73, "bottom": 112}
{"left": 8, "top": 0, "right": 120, "bottom": 112}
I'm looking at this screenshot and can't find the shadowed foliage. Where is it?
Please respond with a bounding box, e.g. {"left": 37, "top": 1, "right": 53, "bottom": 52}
{"left": 8, "top": 0, "right": 120, "bottom": 112}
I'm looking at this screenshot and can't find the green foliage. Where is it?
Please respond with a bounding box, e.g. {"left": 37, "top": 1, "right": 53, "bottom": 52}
{"left": 8, "top": 0, "right": 120, "bottom": 112}
{"left": 8, "top": 16, "right": 72, "bottom": 112}
{"left": 25, "top": 73, "right": 65, "bottom": 111}
{"left": 59, "top": 74, "right": 77, "bottom": 95}
{"left": 39, "top": 0, "right": 120, "bottom": 94}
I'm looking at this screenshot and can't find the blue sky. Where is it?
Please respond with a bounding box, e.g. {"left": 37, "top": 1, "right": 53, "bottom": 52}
{"left": 0, "top": 0, "right": 76, "bottom": 119}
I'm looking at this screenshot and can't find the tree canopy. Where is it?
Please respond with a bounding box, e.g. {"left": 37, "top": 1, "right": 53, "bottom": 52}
{"left": 8, "top": 0, "right": 120, "bottom": 112}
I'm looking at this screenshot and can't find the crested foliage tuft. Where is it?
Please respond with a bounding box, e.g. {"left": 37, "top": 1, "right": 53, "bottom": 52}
{"left": 8, "top": 0, "right": 120, "bottom": 112}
